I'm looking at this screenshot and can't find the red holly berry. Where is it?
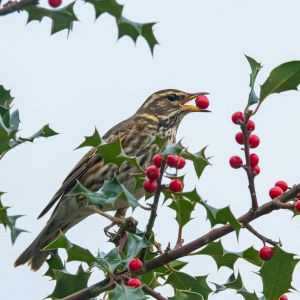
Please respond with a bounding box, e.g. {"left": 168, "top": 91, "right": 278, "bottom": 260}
{"left": 128, "top": 258, "right": 143, "bottom": 272}
{"left": 127, "top": 278, "right": 142, "bottom": 287}
{"left": 247, "top": 120, "right": 255, "bottom": 131}
{"left": 48, "top": 0, "right": 62, "bottom": 7}
{"left": 152, "top": 154, "right": 163, "bottom": 168}
{"left": 143, "top": 179, "right": 157, "bottom": 193}
{"left": 249, "top": 134, "right": 260, "bottom": 148}
{"left": 229, "top": 156, "right": 243, "bottom": 169}
{"left": 275, "top": 180, "right": 288, "bottom": 192}
{"left": 169, "top": 179, "right": 183, "bottom": 192}
{"left": 146, "top": 165, "right": 160, "bottom": 181}
{"left": 195, "top": 95, "right": 209, "bottom": 109}
{"left": 231, "top": 111, "right": 245, "bottom": 124}
{"left": 249, "top": 153, "right": 259, "bottom": 167}
{"left": 167, "top": 155, "right": 179, "bottom": 168}
{"left": 235, "top": 132, "right": 244, "bottom": 145}
{"left": 259, "top": 246, "right": 273, "bottom": 261}
{"left": 252, "top": 165, "right": 260, "bottom": 176}
{"left": 177, "top": 156, "right": 186, "bottom": 169}
{"left": 269, "top": 186, "right": 283, "bottom": 199}
{"left": 279, "top": 295, "right": 288, "bottom": 300}
{"left": 295, "top": 200, "right": 300, "bottom": 213}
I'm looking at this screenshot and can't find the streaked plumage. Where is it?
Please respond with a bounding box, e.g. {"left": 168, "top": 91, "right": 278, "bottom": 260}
{"left": 15, "top": 89, "right": 208, "bottom": 270}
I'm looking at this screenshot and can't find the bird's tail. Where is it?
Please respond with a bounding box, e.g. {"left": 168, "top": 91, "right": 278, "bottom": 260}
{"left": 14, "top": 203, "right": 91, "bottom": 271}
{"left": 14, "top": 219, "right": 60, "bottom": 271}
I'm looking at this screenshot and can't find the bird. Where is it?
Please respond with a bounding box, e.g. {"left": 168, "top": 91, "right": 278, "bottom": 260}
{"left": 14, "top": 89, "right": 209, "bottom": 271}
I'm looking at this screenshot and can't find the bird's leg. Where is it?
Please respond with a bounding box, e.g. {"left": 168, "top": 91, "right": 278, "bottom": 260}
{"left": 103, "top": 208, "right": 128, "bottom": 237}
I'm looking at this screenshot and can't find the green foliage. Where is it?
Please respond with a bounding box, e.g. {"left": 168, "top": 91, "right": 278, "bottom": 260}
{"left": 69, "top": 176, "right": 140, "bottom": 210}
{"left": 166, "top": 272, "right": 212, "bottom": 300}
{"left": 110, "top": 285, "right": 147, "bottom": 300}
{"left": 25, "top": 3, "right": 78, "bottom": 34}
{"left": 260, "top": 61, "right": 300, "bottom": 101}
{"left": 245, "top": 55, "right": 262, "bottom": 106}
{"left": 25, "top": 0, "right": 158, "bottom": 53}
{"left": 259, "top": 247, "right": 298, "bottom": 299}
{"left": 0, "top": 84, "right": 58, "bottom": 158}
{"left": 76, "top": 127, "right": 102, "bottom": 149}
{"left": 49, "top": 265, "right": 91, "bottom": 299}
{"left": 193, "top": 240, "right": 262, "bottom": 270}
{"left": 0, "top": 194, "right": 27, "bottom": 244}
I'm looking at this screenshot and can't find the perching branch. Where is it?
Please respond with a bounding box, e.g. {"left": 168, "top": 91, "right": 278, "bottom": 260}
{"left": 140, "top": 161, "right": 166, "bottom": 261}
{"left": 0, "top": 0, "right": 37, "bottom": 16}
{"left": 142, "top": 285, "right": 167, "bottom": 300}
{"left": 241, "top": 111, "right": 259, "bottom": 210}
{"left": 63, "top": 183, "right": 300, "bottom": 300}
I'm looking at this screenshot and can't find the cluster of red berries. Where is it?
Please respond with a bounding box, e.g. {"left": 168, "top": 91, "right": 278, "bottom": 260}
{"left": 143, "top": 154, "right": 185, "bottom": 194}
{"left": 229, "top": 112, "right": 260, "bottom": 175}
{"left": 126, "top": 258, "right": 143, "bottom": 287}
{"left": 269, "top": 180, "right": 288, "bottom": 199}
{"left": 195, "top": 95, "right": 210, "bottom": 109}
{"left": 48, "top": 0, "right": 62, "bottom": 8}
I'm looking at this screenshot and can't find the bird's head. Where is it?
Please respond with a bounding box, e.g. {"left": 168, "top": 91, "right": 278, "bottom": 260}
{"left": 135, "top": 89, "right": 210, "bottom": 129}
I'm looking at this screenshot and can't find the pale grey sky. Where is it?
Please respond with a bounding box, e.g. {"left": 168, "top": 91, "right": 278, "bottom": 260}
{"left": 1, "top": 0, "right": 300, "bottom": 299}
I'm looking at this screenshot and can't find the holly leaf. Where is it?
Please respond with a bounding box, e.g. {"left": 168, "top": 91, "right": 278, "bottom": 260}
{"left": 97, "top": 137, "right": 142, "bottom": 170}
{"left": 245, "top": 55, "right": 262, "bottom": 106}
{"left": 0, "top": 196, "right": 27, "bottom": 244}
{"left": 260, "top": 61, "right": 300, "bottom": 102}
{"left": 69, "top": 177, "right": 140, "bottom": 210}
{"left": 169, "top": 290, "right": 204, "bottom": 300}
{"left": 44, "top": 234, "right": 98, "bottom": 267}
{"left": 19, "top": 124, "right": 58, "bottom": 142}
{"left": 75, "top": 128, "right": 102, "bottom": 149}
{"left": 110, "top": 285, "right": 146, "bottom": 300}
{"left": 166, "top": 272, "right": 212, "bottom": 300}
{"left": 85, "top": 0, "right": 158, "bottom": 53}
{"left": 0, "top": 85, "right": 14, "bottom": 108}
{"left": 123, "top": 232, "right": 149, "bottom": 263}
{"left": 193, "top": 241, "right": 262, "bottom": 270}
{"left": 49, "top": 265, "right": 91, "bottom": 299}
{"left": 237, "top": 289, "right": 261, "bottom": 300}
{"left": 97, "top": 247, "right": 122, "bottom": 273}
{"left": 44, "top": 253, "right": 65, "bottom": 279}
{"left": 161, "top": 140, "right": 185, "bottom": 156}
{"left": 25, "top": 2, "right": 78, "bottom": 35}
{"left": 260, "top": 246, "right": 299, "bottom": 299}
{"left": 199, "top": 201, "right": 242, "bottom": 236}
{"left": 182, "top": 147, "right": 210, "bottom": 178}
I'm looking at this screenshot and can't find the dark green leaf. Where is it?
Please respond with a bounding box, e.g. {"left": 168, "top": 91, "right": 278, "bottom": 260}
{"left": 161, "top": 140, "right": 184, "bottom": 156}
{"left": 110, "top": 285, "right": 146, "bottom": 300}
{"left": 97, "top": 137, "right": 142, "bottom": 170}
{"left": 237, "top": 289, "right": 260, "bottom": 300}
{"left": 20, "top": 124, "right": 58, "bottom": 142}
{"left": 98, "top": 248, "right": 122, "bottom": 273}
{"left": 50, "top": 265, "right": 91, "bottom": 299}
{"left": 260, "top": 246, "right": 298, "bottom": 299}
{"left": 260, "top": 61, "right": 300, "bottom": 101}
{"left": 199, "top": 202, "right": 241, "bottom": 236}
{"left": 76, "top": 128, "right": 102, "bottom": 149}
{"left": 169, "top": 290, "right": 204, "bottom": 300}
{"left": 44, "top": 234, "right": 98, "bottom": 267}
{"left": 69, "top": 177, "right": 140, "bottom": 210}
{"left": 0, "top": 85, "right": 14, "bottom": 108}
{"left": 85, "top": 0, "right": 122, "bottom": 18}
{"left": 25, "top": 3, "right": 78, "bottom": 35}
{"left": 181, "top": 147, "right": 210, "bottom": 178}
{"left": 44, "top": 253, "right": 64, "bottom": 279}
{"left": 245, "top": 55, "right": 262, "bottom": 106}
{"left": 124, "top": 232, "right": 149, "bottom": 263}
{"left": 193, "top": 241, "right": 262, "bottom": 270}
{"left": 166, "top": 272, "right": 212, "bottom": 300}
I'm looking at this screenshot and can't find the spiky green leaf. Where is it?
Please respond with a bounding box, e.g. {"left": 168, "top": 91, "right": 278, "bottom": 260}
{"left": 110, "top": 285, "right": 146, "bottom": 300}
{"left": 260, "top": 61, "right": 300, "bottom": 101}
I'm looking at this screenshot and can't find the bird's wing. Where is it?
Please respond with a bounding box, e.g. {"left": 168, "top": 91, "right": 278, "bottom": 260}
{"left": 37, "top": 147, "right": 101, "bottom": 219}
{"left": 37, "top": 119, "right": 136, "bottom": 219}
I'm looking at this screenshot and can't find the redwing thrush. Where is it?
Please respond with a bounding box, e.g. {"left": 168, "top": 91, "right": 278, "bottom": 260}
{"left": 15, "top": 89, "right": 209, "bottom": 270}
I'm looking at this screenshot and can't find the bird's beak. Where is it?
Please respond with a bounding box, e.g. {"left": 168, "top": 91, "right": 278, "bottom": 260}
{"left": 180, "top": 92, "right": 211, "bottom": 112}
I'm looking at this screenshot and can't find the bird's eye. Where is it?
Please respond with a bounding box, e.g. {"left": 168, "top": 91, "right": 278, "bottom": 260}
{"left": 166, "top": 94, "right": 180, "bottom": 101}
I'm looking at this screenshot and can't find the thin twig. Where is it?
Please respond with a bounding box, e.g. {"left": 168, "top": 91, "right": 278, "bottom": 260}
{"left": 0, "top": 0, "right": 38, "bottom": 16}
{"left": 244, "top": 223, "right": 280, "bottom": 246}
{"left": 140, "top": 161, "right": 166, "bottom": 261}
{"left": 241, "top": 111, "right": 259, "bottom": 210}
{"left": 142, "top": 286, "right": 167, "bottom": 300}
